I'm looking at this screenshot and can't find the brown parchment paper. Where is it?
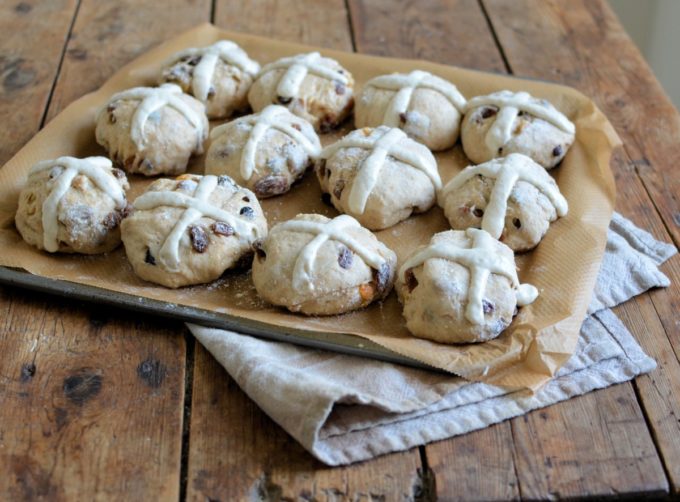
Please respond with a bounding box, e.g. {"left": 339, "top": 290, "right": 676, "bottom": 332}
{"left": 0, "top": 24, "right": 619, "bottom": 391}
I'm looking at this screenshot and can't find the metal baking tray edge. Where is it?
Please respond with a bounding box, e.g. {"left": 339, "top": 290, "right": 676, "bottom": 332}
{"left": 0, "top": 265, "right": 432, "bottom": 371}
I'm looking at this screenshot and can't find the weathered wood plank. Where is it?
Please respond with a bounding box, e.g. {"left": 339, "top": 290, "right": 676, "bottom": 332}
{"left": 483, "top": 0, "right": 680, "bottom": 492}
{"left": 0, "top": 0, "right": 77, "bottom": 164}
{"left": 216, "top": 0, "right": 353, "bottom": 51}
{"left": 186, "top": 2, "right": 423, "bottom": 499}
{"left": 607, "top": 148, "right": 680, "bottom": 493}
{"left": 187, "top": 344, "right": 423, "bottom": 501}
{"left": 46, "top": 0, "right": 212, "bottom": 122}
{"left": 347, "top": 1, "right": 520, "bottom": 499}
{"left": 0, "top": 289, "right": 186, "bottom": 500}
{"left": 512, "top": 383, "right": 667, "bottom": 499}
{"left": 349, "top": 0, "right": 506, "bottom": 72}
{"left": 0, "top": 1, "right": 213, "bottom": 499}
{"left": 426, "top": 424, "right": 519, "bottom": 502}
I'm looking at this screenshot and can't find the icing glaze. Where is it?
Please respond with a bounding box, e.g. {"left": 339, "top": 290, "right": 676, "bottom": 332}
{"left": 270, "top": 214, "right": 386, "bottom": 292}
{"left": 465, "top": 90, "right": 575, "bottom": 153}
{"left": 210, "top": 105, "right": 321, "bottom": 180}
{"left": 256, "top": 52, "right": 349, "bottom": 100}
{"left": 164, "top": 40, "right": 260, "bottom": 102}
{"left": 399, "top": 228, "right": 538, "bottom": 325}
{"left": 102, "top": 83, "right": 207, "bottom": 151}
{"left": 133, "top": 175, "right": 261, "bottom": 272}
{"left": 441, "top": 153, "right": 568, "bottom": 238}
{"left": 321, "top": 127, "right": 442, "bottom": 214}
{"left": 365, "top": 70, "right": 466, "bottom": 126}
{"left": 29, "top": 156, "right": 126, "bottom": 253}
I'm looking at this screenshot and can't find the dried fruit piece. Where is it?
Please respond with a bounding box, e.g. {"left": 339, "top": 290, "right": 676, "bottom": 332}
{"left": 333, "top": 179, "right": 346, "bottom": 199}
{"left": 473, "top": 207, "right": 484, "bottom": 218}
{"left": 552, "top": 145, "right": 563, "bottom": 157}
{"left": 107, "top": 103, "right": 117, "bottom": 124}
{"left": 482, "top": 299, "right": 495, "bottom": 314}
{"left": 373, "top": 262, "right": 391, "bottom": 294}
{"left": 277, "top": 95, "right": 292, "bottom": 105}
{"left": 319, "top": 114, "right": 336, "bottom": 133}
{"left": 121, "top": 203, "right": 133, "bottom": 218}
{"left": 334, "top": 82, "right": 346, "bottom": 95}
{"left": 189, "top": 225, "right": 208, "bottom": 253}
{"left": 239, "top": 206, "right": 255, "bottom": 218}
{"left": 141, "top": 159, "right": 154, "bottom": 172}
{"left": 254, "top": 175, "right": 288, "bottom": 197}
{"left": 338, "top": 247, "right": 353, "bottom": 269}
{"left": 102, "top": 211, "right": 122, "bottom": 230}
{"left": 112, "top": 168, "right": 126, "bottom": 180}
{"left": 145, "top": 248, "right": 156, "bottom": 265}
{"left": 512, "top": 218, "right": 522, "bottom": 229}
{"left": 359, "top": 283, "right": 376, "bottom": 301}
{"left": 481, "top": 107, "right": 497, "bottom": 119}
{"left": 405, "top": 268, "right": 418, "bottom": 292}
{"left": 211, "top": 221, "right": 234, "bottom": 237}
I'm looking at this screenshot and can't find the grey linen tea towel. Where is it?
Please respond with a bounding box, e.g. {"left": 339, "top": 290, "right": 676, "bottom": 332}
{"left": 188, "top": 213, "right": 676, "bottom": 466}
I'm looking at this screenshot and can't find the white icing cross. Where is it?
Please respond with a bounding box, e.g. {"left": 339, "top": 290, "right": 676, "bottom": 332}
{"left": 29, "top": 156, "right": 126, "bottom": 253}
{"left": 103, "top": 83, "right": 207, "bottom": 151}
{"left": 257, "top": 52, "right": 349, "bottom": 100}
{"left": 441, "top": 153, "right": 568, "bottom": 239}
{"left": 321, "top": 127, "right": 442, "bottom": 214}
{"left": 399, "top": 228, "right": 538, "bottom": 325}
{"left": 210, "top": 105, "right": 321, "bottom": 181}
{"left": 465, "top": 90, "right": 575, "bottom": 154}
{"left": 165, "top": 40, "right": 260, "bottom": 102}
{"left": 271, "top": 214, "right": 386, "bottom": 293}
{"left": 365, "top": 70, "right": 467, "bottom": 126}
{"left": 133, "top": 175, "right": 262, "bottom": 272}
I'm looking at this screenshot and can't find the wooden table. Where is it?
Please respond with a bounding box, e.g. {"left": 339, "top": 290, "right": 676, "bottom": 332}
{"left": 1, "top": 0, "right": 679, "bottom": 499}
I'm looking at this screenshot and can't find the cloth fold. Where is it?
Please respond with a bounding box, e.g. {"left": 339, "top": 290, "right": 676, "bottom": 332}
{"left": 189, "top": 213, "right": 676, "bottom": 465}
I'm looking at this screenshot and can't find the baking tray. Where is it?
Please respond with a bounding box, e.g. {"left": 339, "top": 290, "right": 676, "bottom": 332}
{"left": 0, "top": 24, "right": 619, "bottom": 389}
{"left": 0, "top": 265, "right": 428, "bottom": 369}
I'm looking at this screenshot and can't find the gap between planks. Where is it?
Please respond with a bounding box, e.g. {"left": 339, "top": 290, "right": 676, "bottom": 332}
{"left": 179, "top": 331, "right": 196, "bottom": 501}
{"left": 38, "top": 0, "right": 83, "bottom": 130}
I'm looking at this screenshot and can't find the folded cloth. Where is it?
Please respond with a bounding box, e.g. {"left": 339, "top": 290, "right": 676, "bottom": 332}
{"left": 189, "top": 213, "right": 676, "bottom": 466}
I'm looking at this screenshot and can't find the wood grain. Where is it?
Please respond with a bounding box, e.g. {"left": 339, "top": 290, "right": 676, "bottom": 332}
{"left": 0, "top": 0, "right": 77, "bottom": 164}
{"left": 186, "top": 2, "right": 423, "bottom": 499}
{"left": 347, "top": 1, "right": 521, "bottom": 499}
{"left": 511, "top": 383, "right": 667, "bottom": 499}
{"left": 0, "top": 289, "right": 186, "bottom": 500}
{"left": 483, "top": 0, "right": 680, "bottom": 492}
{"left": 0, "top": 1, "right": 214, "bottom": 499}
{"left": 46, "top": 0, "right": 212, "bottom": 122}
{"left": 187, "top": 344, "right": 424, "bottom": 501}
{"left": 215, "top": 0, "right": 353, "bottom": 51}
{"left": 425, "top": 424, "right": 519, "bottom": 501}
{"left": 349, "top": 0, "right": 506, "bottom": 72}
